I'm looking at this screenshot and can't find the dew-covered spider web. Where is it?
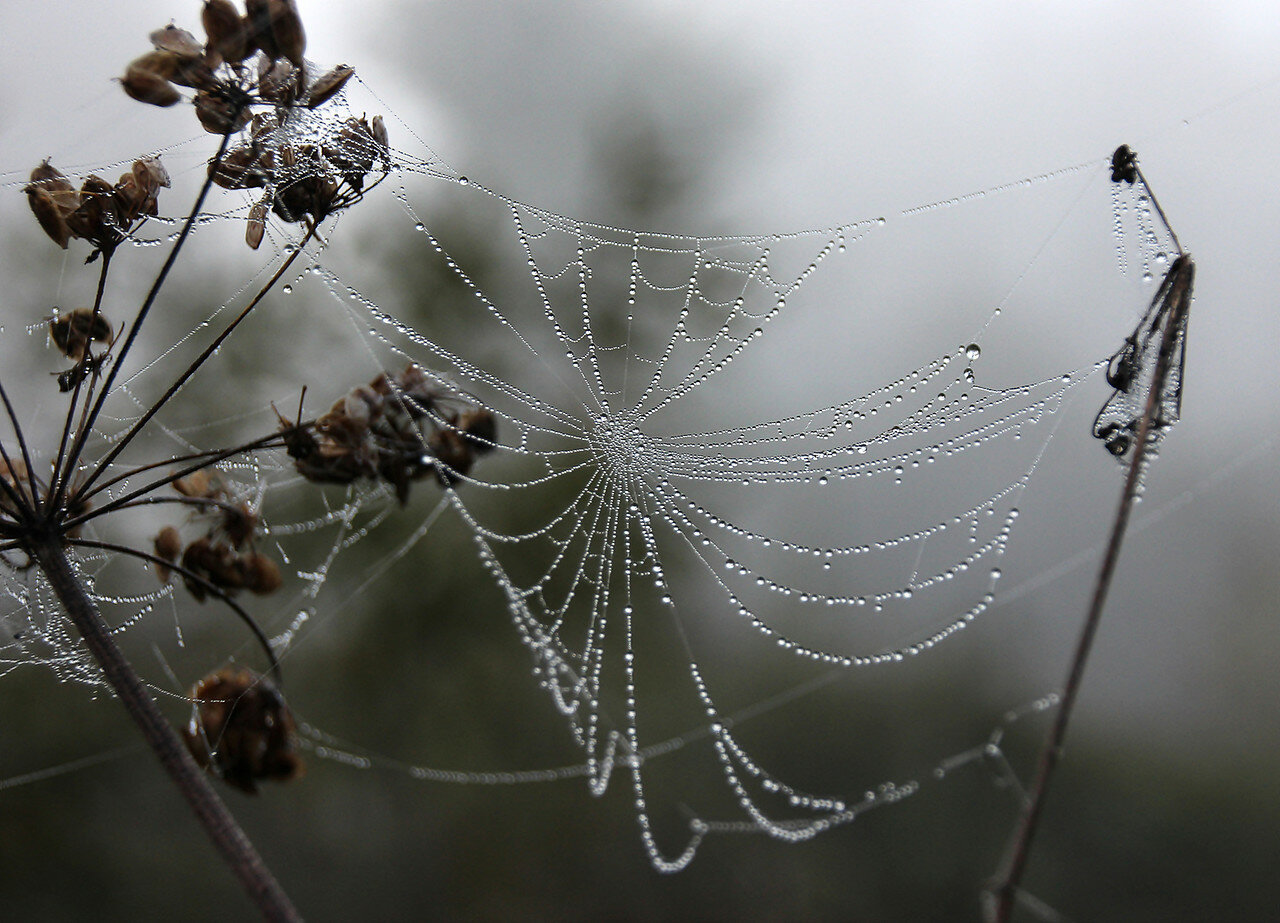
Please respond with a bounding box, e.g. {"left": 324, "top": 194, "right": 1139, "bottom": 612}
{"left": 0, "top": 75, "right": 1186, "bottom": 871}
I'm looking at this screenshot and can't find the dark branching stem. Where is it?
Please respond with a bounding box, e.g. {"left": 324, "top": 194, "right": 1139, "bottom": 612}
{"left": 988, "top": 256, "right": 1194, "bottom": 923}
{"left": 67, "top": 428, "right": 292, "bottom": 529}
{"left": 50, "top": 126, "right": 239, "bottom": 516}
{"left": 0, "top": 380, "right": 41, "bottom": 515}
{"left": 31, "top": 539, "right": 300, "bottom": 923}
{"left": 72, "top": 220, "right": 318, "bottom": 507}
{"left": 47, "top": 252, "right": 114, "bottom": 515}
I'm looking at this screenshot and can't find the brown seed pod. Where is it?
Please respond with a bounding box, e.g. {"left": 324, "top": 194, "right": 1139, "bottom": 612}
{"left": 210, "top": 145, "right": 273, "bottom": 190}
{"left": 182, "top": 666, "right": 304, "bottom": 794}
{"left": 122, "top": 58, "right": 182, "bottom": 106}
{"left": 460, "top": 409, "right": 497, "bottom": 455}
{"left": 257, "top": 57, "right": 299, "bottom": 105}
{"left": 25, "top": 186, "right": 70, "bottom": 248}
{"left": 153, "top": 525, "right": 183, "bottom": 583}
{"left": 220, "top": 500, "right": 259, "bottom": 549}
{"left": 266, "top": 0, "right": 306, "bottom": 67}
{"left": 305, "top": 63, "right": 353, "bottom": 108}
{"left": 151, "top": 24, "right": 204, "bottom": 58}
{"left": 203, "top": 0, "right": 253, "bottom": 63}
{"left": 241, "top": 552, "right": 282, "bottom": 595}
{"left": 194, "top": 87, "right": 252, "bottom": 134}
{"left": 244, "top": 0, "right": 278, "bottom": 59}
{"left": 370, "top": 115, "right": 390, "bottom": 169}
{"left": 50, "top": 308, "right": 112, "bottom": 361}
{"left": 28, "top": 161, "right": 78, "bottom": 211}
{"left": 245, "top": 200, "right": 267, "bottom": 249}
{"left": 173, "top": 468, "right": 218, "bottom": 499}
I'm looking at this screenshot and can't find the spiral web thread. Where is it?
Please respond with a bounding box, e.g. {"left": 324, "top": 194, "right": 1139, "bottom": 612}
{"left": 0, "top": 81, "right": 1181, "bottom": 870}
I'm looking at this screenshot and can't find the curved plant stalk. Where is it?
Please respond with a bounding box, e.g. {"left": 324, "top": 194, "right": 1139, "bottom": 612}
{"left": 988, "top": 255, "right": 1194, "bottom": 923}
{"left": 31, "top": 539, "right": 301, "bottom": 923}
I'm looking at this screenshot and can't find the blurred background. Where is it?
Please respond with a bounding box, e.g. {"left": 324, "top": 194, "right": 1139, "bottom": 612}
{"left": 1, "top": 1, "right": 1278, "bottom": 920}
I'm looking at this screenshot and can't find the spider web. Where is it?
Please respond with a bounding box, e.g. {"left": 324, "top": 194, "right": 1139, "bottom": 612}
{"left": 0, "top": 76, "right": 1182, "bottom": 871}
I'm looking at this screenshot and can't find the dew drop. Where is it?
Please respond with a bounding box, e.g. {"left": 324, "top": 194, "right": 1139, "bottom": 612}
{"left": 965, "top": 343, "right": 981, "bottom": 361}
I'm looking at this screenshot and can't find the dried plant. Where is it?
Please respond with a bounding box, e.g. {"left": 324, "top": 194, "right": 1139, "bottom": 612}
{"left": 1, "top": 3, "right": 489, "bottom": 919}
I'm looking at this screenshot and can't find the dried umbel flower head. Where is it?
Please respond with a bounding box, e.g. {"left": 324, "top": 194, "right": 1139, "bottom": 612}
{"left": 182, "top": 666, "right": 304, "bottom": 794}
{"left": 124, "top": 1, "right": 312, "bottom": 124}
{"left": 25, "top": 158, "right": 169, "bottom": 260}
{"left": 121, "top": 5, "right": 388, "bottom": 248}
{"left": 280, "top": 365, "right": 497, "bottom": 502}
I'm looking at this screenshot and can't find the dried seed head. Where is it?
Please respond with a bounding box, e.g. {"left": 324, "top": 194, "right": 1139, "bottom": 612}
{"left": 50, "top": 308, "right": 112, "bottom": 361}
{"left": 203, "top": 0, "right": 253, "bottom": 63}
{"left": 65, "top": 175, "right": 125, "bottom": 252}
{"left": 183, "top": 666, "right": 304, "bottom": 794}
{"left": 122, "top": 57, "right": 182, "bottom": 106}
{"left": 306, "top": 63, "right": 353, "bottom": 108}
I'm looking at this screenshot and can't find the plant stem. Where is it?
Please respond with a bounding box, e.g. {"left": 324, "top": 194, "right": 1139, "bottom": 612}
{"left": 32, "top": 538, "right": 302, "bottom": 923}
{"left": 988, "top": 257, "right": 1194, "bottom": 922}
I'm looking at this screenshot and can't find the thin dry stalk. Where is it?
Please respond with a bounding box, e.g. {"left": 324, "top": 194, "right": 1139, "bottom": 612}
{"left": 988, "top": 255, "right": 1195, "bottom": 923}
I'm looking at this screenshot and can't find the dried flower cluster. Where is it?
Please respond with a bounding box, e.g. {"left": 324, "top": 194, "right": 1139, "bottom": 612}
{"left": 120, "top": 2, "right": 388, "bottom": 249}
{"left": 24, "top": 157, "right": 170, "bottom": 259}
{"left": 279, "top": 365, "right": 497, "bottom": 504}
{"left": 182, "top": 665, "right": 304, "bottom": 794}
{"left": 153, "top": 469, "right": 282, "bottom": 600}
{"left": 123, "top": 2, "right": 307, "bottom": 119}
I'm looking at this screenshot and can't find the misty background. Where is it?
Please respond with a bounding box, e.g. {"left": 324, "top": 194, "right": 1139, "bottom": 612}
{"left": 1, "top": 1, "right": 1278, "bottom": 920}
